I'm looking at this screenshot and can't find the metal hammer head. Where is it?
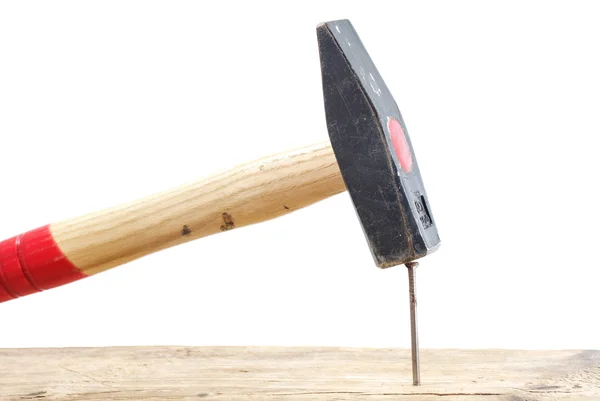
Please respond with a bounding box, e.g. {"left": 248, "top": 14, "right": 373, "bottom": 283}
{"left": 317, "top": 20, "right": 441, "bottom": 268}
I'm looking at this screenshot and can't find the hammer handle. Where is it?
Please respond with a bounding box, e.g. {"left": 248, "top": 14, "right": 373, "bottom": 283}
{"left": 0, "top": 142, "right": 345, "bottom": 303}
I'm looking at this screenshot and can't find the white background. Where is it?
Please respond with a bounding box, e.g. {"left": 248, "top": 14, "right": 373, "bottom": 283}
{"left": 1, "top": 1, "right": 599, "bottom": 350}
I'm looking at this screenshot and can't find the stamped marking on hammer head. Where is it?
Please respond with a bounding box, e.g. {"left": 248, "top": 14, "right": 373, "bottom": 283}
{"left": 317, "top": 20, "right": 441, "bottom": 268}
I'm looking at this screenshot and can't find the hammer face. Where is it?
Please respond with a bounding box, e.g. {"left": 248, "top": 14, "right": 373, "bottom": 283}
{"left": 317, "top": 20, "right": 440, "bottom": 268}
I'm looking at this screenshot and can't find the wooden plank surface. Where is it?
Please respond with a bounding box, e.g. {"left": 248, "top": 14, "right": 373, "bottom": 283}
{"left": 1, "top": 347, "right": 599, "bottom": 400}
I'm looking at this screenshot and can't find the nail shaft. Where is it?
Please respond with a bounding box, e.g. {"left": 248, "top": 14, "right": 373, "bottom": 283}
{"left": 406, "top": 262, "right": 420, "bottom": 386}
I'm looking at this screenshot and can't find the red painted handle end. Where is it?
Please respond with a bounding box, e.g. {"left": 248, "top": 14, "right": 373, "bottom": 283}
{"left": 0, "top": 225, "right": 86, "bottom": 303}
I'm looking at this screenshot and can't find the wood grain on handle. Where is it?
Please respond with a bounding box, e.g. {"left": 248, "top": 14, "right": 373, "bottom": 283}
{"left": 0, "top": 142, "right": 345, "bottom": 303}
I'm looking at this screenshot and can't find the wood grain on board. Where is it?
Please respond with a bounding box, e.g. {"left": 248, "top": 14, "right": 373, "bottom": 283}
{"left": 1, "top": 347, "right": 598, "bottom": 400}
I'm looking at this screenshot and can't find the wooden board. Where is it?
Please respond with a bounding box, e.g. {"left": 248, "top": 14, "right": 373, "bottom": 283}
{"left": 0, "top": 347, "right": 598, "bottom": 400}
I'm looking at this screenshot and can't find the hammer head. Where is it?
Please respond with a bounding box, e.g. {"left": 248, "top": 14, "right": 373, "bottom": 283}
{"left": 317, "top": 20, "right": 441, "bottom": 268}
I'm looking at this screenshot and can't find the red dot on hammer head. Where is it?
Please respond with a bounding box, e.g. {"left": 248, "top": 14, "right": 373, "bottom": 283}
{"left": 387, "top": 117, "right": 413, "bottom": 173}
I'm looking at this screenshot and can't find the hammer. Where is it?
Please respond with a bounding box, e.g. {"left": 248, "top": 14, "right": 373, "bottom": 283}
{"left": 0, "top": 19, "right": 440, "bottom": 384}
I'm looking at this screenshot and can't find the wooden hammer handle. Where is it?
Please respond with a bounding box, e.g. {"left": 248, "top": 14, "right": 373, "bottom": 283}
{"left": 0, "top": 142, "right": 345, "bottom": 303}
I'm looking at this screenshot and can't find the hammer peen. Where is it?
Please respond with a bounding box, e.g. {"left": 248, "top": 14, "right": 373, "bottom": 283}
{"left": 0, "top": 20, "right": 440, "bottom": 385}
